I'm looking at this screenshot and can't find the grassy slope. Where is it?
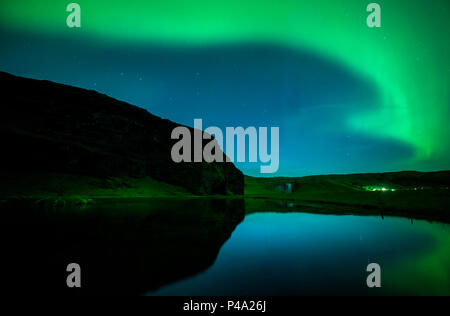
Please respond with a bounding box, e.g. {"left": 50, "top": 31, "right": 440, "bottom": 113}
{"left": 245, "top": 172, "right": 450, "bottom": 221}
{"left": 0, "top": 171, "right": 192, "bottom": 200}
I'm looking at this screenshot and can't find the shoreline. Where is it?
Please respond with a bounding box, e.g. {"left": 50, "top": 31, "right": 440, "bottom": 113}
{"left": 1, "top": 194, "right": 449, "bottom": 224}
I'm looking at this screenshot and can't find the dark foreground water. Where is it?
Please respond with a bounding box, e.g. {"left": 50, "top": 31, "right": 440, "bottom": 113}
{"left": 4, "top": 198, "right": 449, "bottom": 295}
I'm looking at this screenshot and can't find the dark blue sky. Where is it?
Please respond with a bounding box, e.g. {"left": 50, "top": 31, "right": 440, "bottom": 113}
{"left": 0, "top": 29, "right": 416, "bottom": 176}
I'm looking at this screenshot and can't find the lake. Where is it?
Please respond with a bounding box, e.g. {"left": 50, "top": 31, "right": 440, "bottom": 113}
{"left": 150, "top": 210, "right": 450, "bottom": 296}
{"left": 3, "top": 198, "right": 449, "bottom": 295}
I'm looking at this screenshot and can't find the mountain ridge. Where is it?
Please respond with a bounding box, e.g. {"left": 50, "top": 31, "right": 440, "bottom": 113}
{"left": 0, "top": 71, "right": 244, "bottom": 196}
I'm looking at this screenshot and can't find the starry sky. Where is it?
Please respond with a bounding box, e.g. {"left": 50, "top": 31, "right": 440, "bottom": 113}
{"left": 0, "top": 0, "right": 449, "bottom": 176}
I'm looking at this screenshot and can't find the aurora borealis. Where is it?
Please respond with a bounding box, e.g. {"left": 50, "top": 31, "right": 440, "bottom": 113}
{"left": 0, "top": 0, "right": 449, "bottom": 176}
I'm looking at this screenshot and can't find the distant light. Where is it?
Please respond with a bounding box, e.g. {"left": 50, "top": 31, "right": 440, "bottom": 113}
{"left": 363, "top": 186, "right": 396, "bottom": 192}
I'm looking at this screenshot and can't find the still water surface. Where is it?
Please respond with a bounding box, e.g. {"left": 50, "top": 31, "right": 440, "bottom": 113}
{"left": 4, "top": 199, "right": 449, "bottom": 295}
{"left": 150, "top": 212, "right": 450, "bottom": 296}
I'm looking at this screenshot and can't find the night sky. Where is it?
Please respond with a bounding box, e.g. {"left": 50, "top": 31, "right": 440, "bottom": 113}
{"left": 0, "top": 0, "right": 449, "bottom": 176}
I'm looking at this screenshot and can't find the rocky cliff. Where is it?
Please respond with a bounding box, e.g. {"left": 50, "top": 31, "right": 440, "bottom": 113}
{"left": 0, "top": 72, "right": 244, "bottom": 195}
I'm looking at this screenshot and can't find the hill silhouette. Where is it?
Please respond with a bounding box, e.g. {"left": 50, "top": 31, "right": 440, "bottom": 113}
{"left": 0, "top": 72, "right": 243, "bottom": 197}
